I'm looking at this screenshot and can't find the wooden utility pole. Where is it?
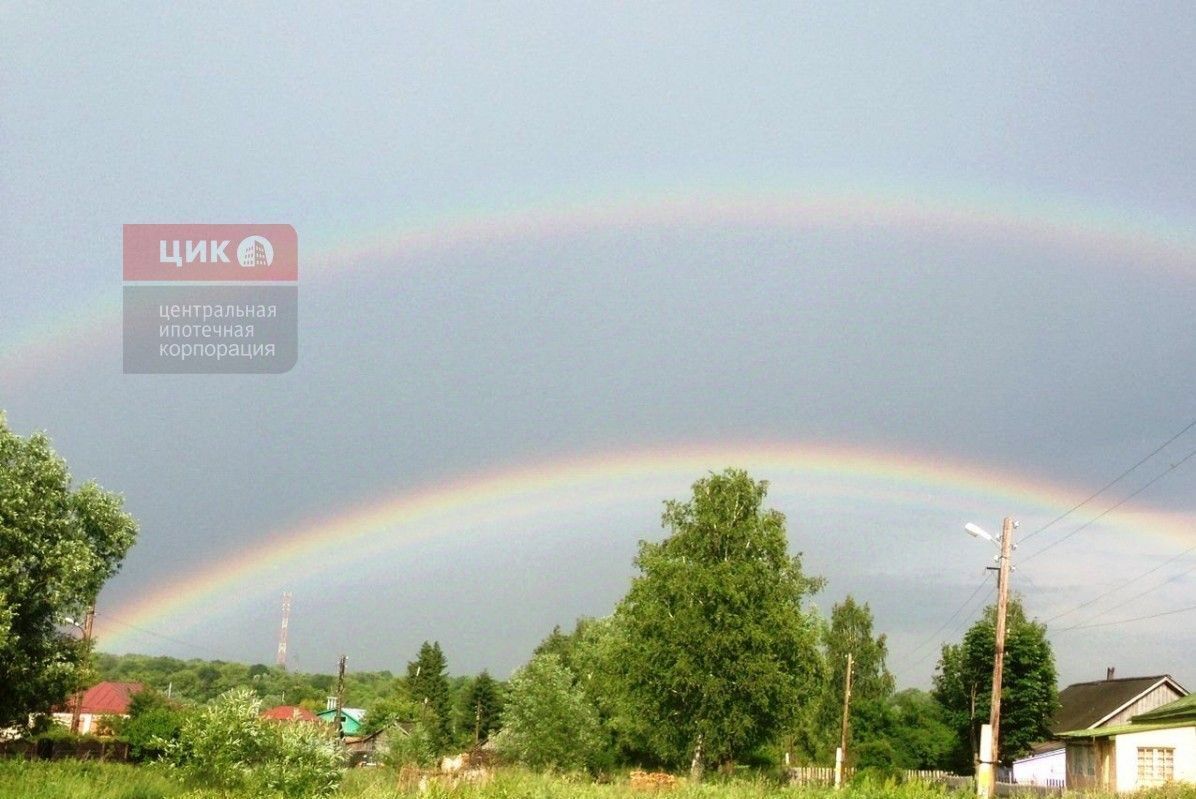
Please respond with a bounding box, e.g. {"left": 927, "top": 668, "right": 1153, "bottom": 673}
{"left": 334, "top": 655, "right": 347, "bottom": 738}
{"left": 69, "top": 604, "right": 95, "bottom": 734}
{"left": 474, "top": 699, "right": 482, "bottom": 746}
{"left": 836, "top": 652, "right": 854, "bottom": 789}
{"left": 979, "top": 517, "right": 1015, "bottom": 799}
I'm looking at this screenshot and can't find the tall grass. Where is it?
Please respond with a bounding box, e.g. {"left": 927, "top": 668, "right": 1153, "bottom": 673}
{"left": 2, "top": 761, "right": 1194, "bottom": 799}
{"left": 0, "top": 760, "right": 184, "bottom": 799}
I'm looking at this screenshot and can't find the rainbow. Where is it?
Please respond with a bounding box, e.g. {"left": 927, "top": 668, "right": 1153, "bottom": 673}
{"left": 4, "top": 184, "right": 1196, "bottom": 378}
{"left": 96, "top": 440, "right": 1195, "bottom": 651}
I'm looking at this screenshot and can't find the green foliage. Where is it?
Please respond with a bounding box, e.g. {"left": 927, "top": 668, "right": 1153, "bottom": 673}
{"left": 162, "top": 687, "right": 344, "bottom": 798}
{"left": 539, "top": 615, "right": 657, "bottom": 766}
{"left": 886, "top": 689, "right": 956, "bottom": 770}
{"left": 0, "top": 416, "right": 138, "bottom": 728}
{"left": 383, "top": 710, "right": 439, "bottom": 768}
{"left": 406, "top": 641, "right": 453, "bottom": 753}
{"left": 113, "top": 689, "right": 187, "bottom": 761}
{"left": 92, "top": 652, "right": 397, "bottom": 709}
{"left": 498, "top": 652, "right": 605, "bottom": 772}
{"left": 932, "top": 597, "right": 1058, "bottom": 768}
{"left": 828, "top": 596, "right": 895, "bottom": 707}
{"left": 0, "top": 760, "right": 183, "bottom": 799}
{"left": 611, "top": 469, "right": 824, "bottom": 773}
{"left": 800, "top": 596, "right": 896, "bottom": 763}
{"left": 459, "top": 670, "right": 503, "bottom": 744}
{"left": 7, "top": 760, "right": 1195, "bottom": 799}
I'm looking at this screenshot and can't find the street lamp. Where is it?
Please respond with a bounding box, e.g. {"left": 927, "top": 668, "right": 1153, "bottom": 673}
{"left": 963, "top": 519, "right": 1016, "bottom": 799}
{"left": 964, "top": 523, "right": 997, "bottom": 545}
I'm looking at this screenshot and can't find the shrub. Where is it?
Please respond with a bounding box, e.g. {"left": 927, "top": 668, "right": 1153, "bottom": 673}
{"left": 162, "top": 687, "right": 344, "bottom": 798}
{"left": 497, "top": 653, "right": 605, "bottom": 772}
{"left": 113, "top": 689, "right": 187, "bottom": 761}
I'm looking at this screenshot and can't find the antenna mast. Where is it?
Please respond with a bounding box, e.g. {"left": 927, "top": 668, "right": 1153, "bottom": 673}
{"left": 275, "top": 592, "right": 292, "bottom": 669}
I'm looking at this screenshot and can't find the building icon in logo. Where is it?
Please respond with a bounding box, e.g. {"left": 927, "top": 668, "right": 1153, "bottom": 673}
{"left": 237, "top": 235, "right": 274, "bottom": 268}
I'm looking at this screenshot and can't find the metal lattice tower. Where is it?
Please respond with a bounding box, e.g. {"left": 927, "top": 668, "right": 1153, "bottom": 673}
{"left": 275, "top": 592, "right": 292, "bottom": 669}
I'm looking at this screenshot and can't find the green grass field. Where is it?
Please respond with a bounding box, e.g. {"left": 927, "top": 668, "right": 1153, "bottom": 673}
{"left": 2, "top": 761, "right": 1195, "bottom": 799}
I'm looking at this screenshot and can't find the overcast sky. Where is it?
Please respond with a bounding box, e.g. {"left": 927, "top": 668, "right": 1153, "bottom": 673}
{"left": 1, "top": 3, "right": 1193, "bottom": 690}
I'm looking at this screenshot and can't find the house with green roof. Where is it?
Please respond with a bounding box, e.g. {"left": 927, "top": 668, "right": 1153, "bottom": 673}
{"left": 315, "top": 706, "right": 367, "bottom": 736}
{"left": 1058, "top": 691, "right": 1196, "bottom": 792}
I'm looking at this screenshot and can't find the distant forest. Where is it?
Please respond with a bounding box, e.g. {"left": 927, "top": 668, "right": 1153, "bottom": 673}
{"left": 92, "top": 652, "right": 470, "bottom": 712}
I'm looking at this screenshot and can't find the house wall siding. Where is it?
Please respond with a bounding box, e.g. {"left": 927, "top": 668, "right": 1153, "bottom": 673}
{"left": 1113, "top": 726, "right": 1196, "bottom": 792}
{"left": 1105, "top": 684, "right": 1186, "bottom": 726}
{"left": 1012, "top": 749, "right": 1065, "bottom": 786}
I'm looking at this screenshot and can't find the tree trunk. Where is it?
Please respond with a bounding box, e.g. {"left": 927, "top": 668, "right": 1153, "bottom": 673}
{"left": 689, "top": 734, "right": 704, "bottom": 783}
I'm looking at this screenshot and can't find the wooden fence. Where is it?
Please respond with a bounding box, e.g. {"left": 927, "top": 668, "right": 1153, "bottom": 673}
{"left": 787, "top": 767, "right": 956, "bottom": 786}
{"left": 0, "top": 739, "right": 131, "bottom": 762}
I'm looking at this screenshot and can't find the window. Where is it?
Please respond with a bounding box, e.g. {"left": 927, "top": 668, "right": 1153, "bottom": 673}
{"left": 1136, "top": 747, "right": 1174, "bottom": 786}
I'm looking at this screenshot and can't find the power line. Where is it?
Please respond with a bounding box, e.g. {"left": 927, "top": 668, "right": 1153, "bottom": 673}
{"left": 1021, "top": 445, "right": 1196, "bottom": 563}
{"left": 1044, "top": 544, "right": 1196, "bottom": 623}
{"left": 1019, "top": 418, "right": 1196, "bottom": 546}
{"left": 1062, "top": 560, "right": 1196, "bottom": 629}
{"left": 94, "top": 611, "right": 226, "bottom": 659}
{"left": 1057, "top": 602, "right": 1196, "bottom": 632}
{"left": 895, "top": 576, "right": 994, "bottom": 671}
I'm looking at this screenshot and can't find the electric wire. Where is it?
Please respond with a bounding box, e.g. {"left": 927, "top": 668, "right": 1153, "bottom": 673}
{"left": 1057, "top": 560, "right": 1196, "bottom": 631}
{"left": 1021, "top": 444, "right": 1196, "bottom": 564}
{"left": 895, "top": 576, "right": 995, "bottom": 671}
{"left": 1043, "top": 544, "right": 1196, "bottom": 623}
{"left": 1056, "top": 602, "right": 1196, "bottom": 631}
{"left": 1018, "top": 418, "right": 1196, "bottom": 546}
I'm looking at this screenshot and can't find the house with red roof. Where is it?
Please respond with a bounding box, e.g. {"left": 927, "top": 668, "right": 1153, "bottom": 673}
{"left": 261, "top": 705, "right": 319, "bottom": 722}
{"left": 52, "top": 681, "right": 144, "bottom": 735}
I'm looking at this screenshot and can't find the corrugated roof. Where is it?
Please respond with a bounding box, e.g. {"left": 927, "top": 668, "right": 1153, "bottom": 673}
{"left": 1050, "top": 675, "right": 1177, "bottom": 732}
{"left": 68, "top": 681, "right": 144, "bottom": 715}
{"left": 1133, "top": 692, "right": 1196, "bottom": 723}
{"left": 316, "top": 707, "right": 365, "bottom": 722}
{"left": 261, "top": 705, "right": 318, "bottom": 722}
{"left": 1058, "top": 719, "right": 1195, "bottom": 739}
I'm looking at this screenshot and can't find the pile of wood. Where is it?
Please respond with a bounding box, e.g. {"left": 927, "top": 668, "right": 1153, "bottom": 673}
{"left": 629, "top": 770, "right": 679, "bottom": 791}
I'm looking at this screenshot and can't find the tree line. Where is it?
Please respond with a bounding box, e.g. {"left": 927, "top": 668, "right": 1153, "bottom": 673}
{"left": 2, "top": 418, "right": 1059, "bottom": 779}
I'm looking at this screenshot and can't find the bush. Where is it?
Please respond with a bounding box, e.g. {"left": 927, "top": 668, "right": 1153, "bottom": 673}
{"left": 162, "top": 687, "right": 344, "bottom": 798}
{"left": 497, "top": 653, "right": 605, "bottom": 772}
{"left": 383, "top": 716, "right": 438, "bottom": 768}
{"left": 113, "top": 689, "right": 187, "bottom": 761}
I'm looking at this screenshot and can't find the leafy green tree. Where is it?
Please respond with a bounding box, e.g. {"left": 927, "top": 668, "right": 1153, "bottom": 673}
{"left": 537, "top": 615, "right": 655, "bottom": 766}
{"left": 163, "top": 687, "right": 344, "bottom": 798}
{"left": 406, "top": 641, "right": 452, "bottom": 753}
{"left": 497, "top": 653, "right": 604, "bottom": 771}
{"left": 888, "top": 688, "right": 956, "bottom": 769}
{"left": 460, "top": 670, "right": 502, "bottom": 744}
{"left": 612, "top": 469, "right": 824, "bottom": 778}
{"left": 0, "top": 416, "right": 138, "bottom": 728}
{"left": 813, "top": 596, "right": 896, "bottom": 764}
{"left": 827, "top": 596, "right": 894, "bottom": 706}
{"left": 933, "top": 598, "right": 1057, "bottom": 769}
{"left": 114, "top": 689, "right": 187, "bottom": 761}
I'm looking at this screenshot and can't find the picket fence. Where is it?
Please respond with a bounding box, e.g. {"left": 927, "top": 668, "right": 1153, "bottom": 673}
{"left": 787, "top": 766, "right": 956, "bottom": 786}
